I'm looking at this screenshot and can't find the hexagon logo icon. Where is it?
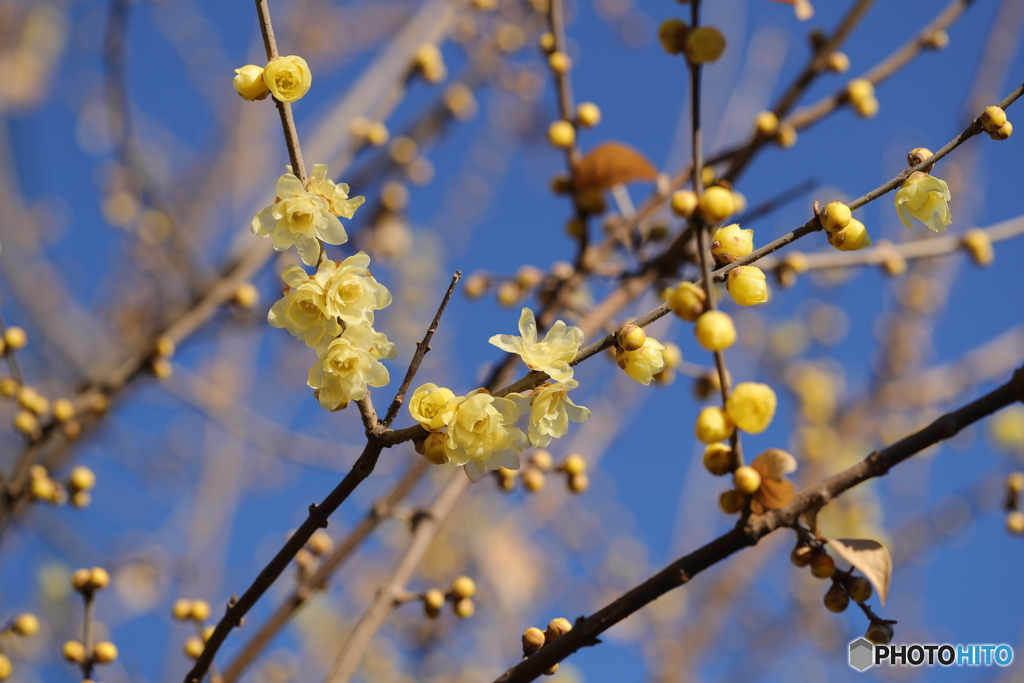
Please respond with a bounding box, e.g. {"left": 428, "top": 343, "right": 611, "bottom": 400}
{"left": 849, "top": 637, "right": 874, "bottom": 672}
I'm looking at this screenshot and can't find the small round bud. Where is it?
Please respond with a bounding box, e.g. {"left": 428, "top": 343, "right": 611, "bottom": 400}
{"left": 294, "top": 548, "right": 314, "bottom": 570}
{"left": 576, "top": 102, "right": 601, "bottom": 128}
{"left": 726, "top": 382, "right": 777, "bottom": 434}
{"left": 0, "top": 654, "right": 9, "bottom": 681}
{"left": 531, "top": 450, "right": 554, "bottom": 471}
{"left": 726, "top": 266, "right": 769, "bottom": 307}
{"left": 14, "top": 410, "right": 39, "bottom": 438}
{"left": 810, "top": 553, "right": 835, "bottom": 579}
{"left": 548, "top": 51, "right": 571, "bottom": 74}
{"left": 826, "top": 51, "right": 850, "bottom": 73}
{"left": 547, "top": 120, "right": 576, "bottom": 149}
{"left": 0, "top": 377, "right": 18, "bottom": 397}
{"left": 69, "top": 466, "right": 96, "bottom": 492}
{"left": 29, "top": 474, "right": 55, "bottom": 502}
{"left": 819, "top": 201, "right": 852, "bottom": 233}
{"left": 670, "top": 189, "right": 699, "bottom": 218}
{"left": 202, "top": 625, "right": 215, "bottom": 642}
{"left": 1007, "top": 472, "right": 1024, "bottom": 494}
{"left": 962, "top": 228, "right": 994, "bottom": 267}
{"left": 451, "top": 576, "right": 476, "bottom": 601}
{"left": 828, "top": 218, "right": 871, "bottom": 252}
{"left": 567, "top": 473, "right": 589, "bottom": 493}
{"left": 71, "top": 568, "right": 92, "bottom": 592}
{"left": 790, "top": 545, "right": 813, "bottom": 567}
{"left": 172, "top": 599, "right": 193, "bottom": 621}
{"left": 661, "top": 343, "right": 682, "bottom": 371}
{"left": 618, "top": 325, "right": 647, "bottom": 352}
{"left": 670, "top": 282, "right": 707, "bottom": 322}
{"left": 307, "top": 530, "right": 333, "bottom": 556}
{"left": 233, "top": 282, "right": 260, "bottom": 309}
{"left": 232, "top": 64, "right": 270, "bottom": 101}
{"left": 522, "top": 468, "right": 546, "bottom": 492}
{"left": 698, "top": 186, "right": 735, "bottom": 224}
{"left": 184, "top": 636, "right": 205, "bottom": 660}
{"left": 151, "top": 357, "right": 173, "bottom": 380}
{"left": 774, "top": 123, "right": 797, "bottom": 148}
{"left": 563, "top": 454, "right": 587, "bottom": 476}
{"left": 923, "top": 29, "right": 949, "bottom": 49}
{"left": 3, "top": 327, "right": 27, "bottom": 350}
{"left": 907, "top": 147, "right": 935, "bottom": 172}
{"left": 694, "top": 311, "right": 736, "bottom": 351}
{"left": 414, "top": 44, "right": 445, "bottom": 83}
{"left": 754, "top": 111, "right": 778, "bottom": 137}
{"left": 846, "top": 78, "right": 874, "bottom": 105}
{"left": 865, "top": 622, "right": 894, "bottom": 645}
{"left": 463, "top": 272, "right": 490, "bottom": 299}
{"left": 695, "top": 406, "right": 734, "bottom": 444}
{"left": 989, "top": 121, "right": 1013, "bottom": 141}
{"left": 92, "top": 641, "right": 118, "bottom": 664}
{"left": 1006, "top": 511, "right": 1024, "bottom": 535}
{"left": 453, "top": 597, "right": 475, "bottom": 618}
{"left": 155, "top": 335, "right": 176, "bottom": 358}
{"left": 497, "top": 467, "right": 517, "bottom": 492}
{"left": 365, "top": 121, "right": 390, "bottom": 147}
{"left": 546, "top": 617, "right": 572, "bottom": 641}
{"left": 701, "top": 166, "right": 717, "bottom": 187}
{"left": 685, "top": 26, "right": 726, "bottom": 64}
{"left": 824, "top": 585, "right": 850, "bottom": 613}
{"left": 190, "top": 599, "right": 210, "bottom": 622}
{"left": 980, "top": 106, "right": 1007, "bottom": 132}
{"left": 423, "top": 588, "right": 446, "bottom": 616}
{"left": 89, "top": 567, "right": 110, "bottom": 591}
{"left": 658, "top": 19, "right": 689, "bottom": 55}
{"left": 523, "top": 626, "right": 546, "bottom": 654}
{"left": 421, "top": 432, "right": 449, "bottom": 465}
{"left": 70, "top": 490, "right": 91, "bottom": 508}
{"left": 718, "top": 489, "right": 744, "bottom": 514}
{"left": 539, "top": 32, "right": 556, "bottom": 53}
{"left": 11, "top": 613, "right": 39, "bottom": 637}
{"left": 63, "top": 640, "right": 87, "bottom": 663}
{"left": 848, "top": 577, "right": 873, "bottom": 603}
{"left": 732, "top": 466, "right": 762, "bottom": 495}
{"left": 702, "top": 443, "right": 733, "bottom": 476}
{"left": 711, "top": 224, "right": 753, "bottom": 264}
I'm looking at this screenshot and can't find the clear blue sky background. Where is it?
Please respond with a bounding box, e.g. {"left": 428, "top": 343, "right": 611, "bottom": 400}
{"left": 3, "top": 0, "right": 1024, "bottom": 682}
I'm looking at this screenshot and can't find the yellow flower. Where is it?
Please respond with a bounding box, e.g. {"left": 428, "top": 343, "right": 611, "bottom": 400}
{"left": 305, "top": 164, "right": 365, "bottom": 219}
{"left": 894, "top": 172, "right": 952, "bottom": 232}
{"left": 268, "top": 265, "right": 341, "bottom": 348}
{"left": 251, "top": 170, "right": 349, "bottom": 265}
{"left": 509, "top": 380, "right": 591, "bottom": 448}
{"left": 695, "top": 406, "right": 733, "bottom": 443}
{"left": 725, "top": 382, "right": 777, "bottom": 434}
{"left": 489, "top": 308, "right": 583, "bottom": 381}
{"left": 409, "top": 383, "right": 458, "bottom": 431}
{"left": 263, "top": 55, "right": 312, "bottom": 103}
{"left": 369, "top": 328, "right": 397, "bottom": 360}
{"left": 233, "top": 65, "right": 270, "bottom": 101}
{"left": 312, "top": 251, "right": 392, "bottom": 325}
{"left": 440, "top": 390, "right": 529, "bottom": 482}
{"left": 615, "top": 337, "right": 666, "bottom": 385}
{"left": 308, "top": 322, "right": 390, "bottom": 410}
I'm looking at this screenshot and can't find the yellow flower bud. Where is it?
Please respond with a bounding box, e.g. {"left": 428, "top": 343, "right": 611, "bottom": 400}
{"left": 907, "top": 147, "right": 935, "bottom": 171}
{"left": 423, "top": 588, "right": 445, "bottom": 617}
{"left": 827, "top": 218, "right": 871, "bottom": 251}
{"left": 961, "top": 228, "right": 994, "bottom": 266}
{"left": 89, "top": 567, "right": 111, "bottom": 591}
{"left": 421, "top": 432, "right": 449, "bottom": 465}
{"left": 826, "top": 51, "right": 850, "bottom": 73}
{"left": 846, "top": 78, "right": 874, "bottom": 105}
{"left": 661, "top": 342, "right": 682, "bottom": 370}
{"left": 732, "top": 465, "right": 761, "bottom": 494}
{"left": 548, "top": 51, "right": 571, "bottom": 74}
{"left": 190, "top": 599, "right": 211, "bottom": 622}
{"left": 1007, "top": 511, "right": 1024, "bottom": 534}
{"left": 451, "top": 576, "right": 476, "bottom": 600}
{"left": 184, "top": 636, "right": 205, "bottom": 659}
{"left": 414, "top": 44, "right": 446, "bottom": 83}
{"left": 819, "top": 201, "right": 852, "bottom": 232}
{"left": 810, "top": 553, "right": 835, "bottom": 579}
{"left": 725, "top": 382, "right": 777, "bottom": 434}
{"left": 70, "top": 490, "right": 91, "bottom": 508}
{"left": 851, "top": 95, "right": 879, "bottom": 118}
{"left": 14, "top": 410, "right": 39, "bottom": 438}
{"left": 701, "top": 166, "right": 716, "bottom": 187}
{"left": 539, "top": 32, "right": 556, "bottom": 53}
{"left": 702, "top": 442, "right": 733, "bottom": 476}
{"left": 523, "top": 626, "right": 546, "bottom": 653}
{"left": 546, "top": 617, "right": 572, "bottom": 640}
{"left": 980, "top": 106, "right": 1007, "bottom": 132}
{"left": 710, "top": 224, "right": 753, "bottom": 264}
{"left": 726, "top": 266, "right": 769, "bottom": 307}
{"left": 233, "top": 282, "right": 260, "bottom": 309}
{"left": 989, "top": 121, "right": 1013, "bottom": 141}
{"left": 695, "top": 406, "right": 734, "bottom": 444}
{"left": 365, "top": 120, "right": 390, "bottom": 147}
{"left": 1007, "top": 472, "right": 1024, "bottom": 494}
{"left": 263, "top": 55, "right": 312, "bottom": 103}
{"left": 155, "top": 335, "right": 175, "bottom": 358}
{"left": 0, "top": 653, "right": 9, "bottom": 681}
{"left": 443, "top": 83, "right": 477, "bottom": 121}
{"left": 172, "top": 598, "right": 193, "bottom": 620}
{"left": 92, "top": 641, "right": 118, "bottom": 664}
{"left": 232, "top": 64, "right": 270, "bottom": 101}
{"left": 69, "top": 466, "right": 96, "bottom": 492}
{"left": 151, "top": 356, "right": 173, "bottom": 380}
{"left": 848, "top": 577, "right": 873, "bottom": 603}
{"left": 0, "top": 377, "right": 18, "bottom": 397}
{"left": 775, "top": 123, "right": 797, "bottom": 148}
{"left": 3, "top": 326, "right": 27, "bottom": 350}
{"left": 522, "top": 467, "right": 545, "bottom": 491}
{"left": 52, "top": 398, "right": 75, "bottom": 421}
{"left": 694, "top": 310, "right": 736, "bottom": 351}
{"left": 618, "top": 324, "right": 647, "bottom": 352}
{"left": 548, "top": 120, "right": 576, "bottom": 148}
{"left": 698, "top": 186, "right": 735, "bottom": 224}
{"left": 924, "top": 29, "right": 949, "bottom": 49}
{"left": 824, "top": 585, "right": 850, "bottom": 613}
{"left": 685, "top": 26, "right": 726, "bottom": 64}
{"left": 567, "top": 472, "right": 589, "bottom": 493}
{"left": 576, "top": 102, "right": 601, "bottom": 128}
{"left": 754, "top": 111, "right": 778, "bottom": 137}
{"left": 658, "top": 18, "right": 689, "bottom": 55}
{"left": 307, "top": 530, "right": 333, "bottom": 556}
{"left": 718, "top": 489, "right": 744, "bottom": 514}
{"left": 63, "top": 640, "right": 87, "bottom": 663}
{"left": 563, "top": 454, "right": 587, "bottom": 476}
{"left": 453, "top": 597, "right": 475, "bottom": 618}
{"left": 670, "top": 190, "right": 699, "bottom": 218}
{"left": 11, "top": 613, "right": 39, "bottom": 637}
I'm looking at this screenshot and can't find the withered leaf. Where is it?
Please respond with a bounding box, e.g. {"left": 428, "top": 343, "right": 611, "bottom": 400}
{"left": 750, "top": 478, "right": 795, "bottom": 513}
{"left": 751, "top": 448, "right": 797, "bottom": 480}
{"left": 825, "top": 537, "right": 892, "bottom": 606}
{"left": 573, "top": 142, "right": 658, "bottom": 193}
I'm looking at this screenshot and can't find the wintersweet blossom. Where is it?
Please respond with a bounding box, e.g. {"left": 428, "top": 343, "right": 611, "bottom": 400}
{"left": 263, "top": 55, "right": 312, "bottom": 103}
{"left": 268, "top": 265, "right": 341, "bottom": 348}
{"left": 233, "top": 65, "right": 270, "bottom": 101}
{"left": 615, "top": 337, "right": 666, "bottom": 385}
{"left": 305, "top": 164, "right": 365, "bottom": 219}
{"left": 509, "top": 380, "right": 591, "bottom": 448}
{"left": 314, "top": 251, "right": 392, "bottom": 324}
{"left": 251, "top": 170, "right": 349, "bottom": 265}
{"left": 308, "top": 322, "right": 390, "bottom": 411}
{"left": 440, "top": 390, "right": 529, "bottom": 482}
{"left": 488, "top": 308, "right": 583, "bottom": 381}
{"left": 894, "top": 172, "right": 952, "bottom": 232}
{"left": 409, "top": 383, "right": 458, "bottom": 432}
{"left": 369, "top": 328, "right": 397, "bottom": 360}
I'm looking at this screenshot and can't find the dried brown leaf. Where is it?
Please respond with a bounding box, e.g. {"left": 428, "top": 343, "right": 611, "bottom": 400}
{"left": 573, "top": 142, "right": 658, "bottom": 193}
{"left": 751, "top": 448, "right": 797, "bottom": 479}
{"left": 825, "top": 537, "right": 892, "bottom": 606}
{"left": 751, "top": 478, "right": 795, "bottom": 513}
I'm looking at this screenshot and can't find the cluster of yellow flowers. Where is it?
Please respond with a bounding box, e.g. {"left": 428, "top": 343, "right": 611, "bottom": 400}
{"left": 233, "top": 55, "right": 312, "bottom": 103}
{"left": 409, "top": 309, "right": 591, "bottom": 481}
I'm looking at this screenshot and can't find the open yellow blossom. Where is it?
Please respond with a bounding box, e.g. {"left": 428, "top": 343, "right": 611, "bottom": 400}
{"left": 263, "top": 55, "right": 312, "bottom": 103}
{"left": 409, "top": 383, "right": 458, "bottom": 431}
{"left": 268, "top": 265, "right": 340, "bottom": 347}
{"left": 440, "top": 390, "right": 529, "bottom": 482}
{"left": 308, "top": 322, "right": 390, "bottom": 410}
{"left": 370, "top": 328, "right": 397, "bottom": 360}
{"left": 615, "top": 337, "right": 666, "bottom": 385}
{"left": 313, "top": 251, "right": 392, "bottom": 324}
{"left": 305, "top": 164, "right": 365, "bottom": 219}
{"left": 509, "top": 380, "right": 591, "bottom": 448}
{"left": 894, "top": 172, "right": 952, "bottom": 232}
{"left": 489, "top": 308, "right": 583, "bottom": 381}
{"left": 251, "top": 170, "right": 348, "bottom": 265}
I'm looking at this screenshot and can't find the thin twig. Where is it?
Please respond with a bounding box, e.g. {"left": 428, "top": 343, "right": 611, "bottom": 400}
{"left": 254, "top": 0, "right": 306, "bottom": 185}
